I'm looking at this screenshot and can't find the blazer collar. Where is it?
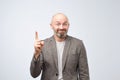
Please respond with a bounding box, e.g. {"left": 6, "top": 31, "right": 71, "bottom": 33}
{"left": 50, "top": 35, "right": 71, "bottom": 41}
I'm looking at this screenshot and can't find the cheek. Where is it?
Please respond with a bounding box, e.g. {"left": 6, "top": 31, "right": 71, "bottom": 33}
{"left": 52, "top": 27, "right": 58, "bottom": 31}
{"left": 65, "top": 27, "right": 69, "bottom": 30}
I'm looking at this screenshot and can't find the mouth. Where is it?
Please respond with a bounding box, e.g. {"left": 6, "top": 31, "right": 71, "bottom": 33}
{"left": 57, "top": 29, "right": 66, "bottom": 32}
{"left": 58, "top": 31, "right": 66, "bottom": 35}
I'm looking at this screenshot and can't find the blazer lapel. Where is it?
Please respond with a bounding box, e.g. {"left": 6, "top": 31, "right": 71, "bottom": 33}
{"left": 49, "top": 36, "right": 71, "bottom": 71}
{"left": 62, "top": 36, "right": 71, "bottom": 71}
{"left": 50, "top": 36, "right": 58, "bottom": 70}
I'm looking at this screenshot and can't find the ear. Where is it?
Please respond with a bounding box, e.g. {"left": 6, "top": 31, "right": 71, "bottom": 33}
{"left": 68, "top": 23, "right": 70, "bottom": 27}
{"left": 50, "top": 24, "right": 53, "bottom": 28}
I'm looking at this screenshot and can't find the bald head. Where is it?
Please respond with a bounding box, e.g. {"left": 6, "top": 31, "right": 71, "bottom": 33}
{"left": 50, "top": 13, "right": 69, "bottom": 40}
{"left": 51, "top": 13, "right": 69, "bottom": 24}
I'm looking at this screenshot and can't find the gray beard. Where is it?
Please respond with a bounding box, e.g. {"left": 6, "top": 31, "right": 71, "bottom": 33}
{"left": 55, "top": 31, "right": 67, "bottom": 39}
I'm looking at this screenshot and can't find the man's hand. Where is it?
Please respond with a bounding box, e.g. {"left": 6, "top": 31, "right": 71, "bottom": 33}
{"left": 34, "top": 32, "right": 44, "bottom": 59}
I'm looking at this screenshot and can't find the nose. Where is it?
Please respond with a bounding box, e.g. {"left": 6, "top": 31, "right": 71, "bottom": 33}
{"left": 59, "top": 24, "right": 64, "bottom": 29}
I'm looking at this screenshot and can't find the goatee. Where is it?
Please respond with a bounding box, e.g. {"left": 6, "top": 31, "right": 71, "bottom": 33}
{"left": 56, "top": 32, "right": 67, "bottom": 39}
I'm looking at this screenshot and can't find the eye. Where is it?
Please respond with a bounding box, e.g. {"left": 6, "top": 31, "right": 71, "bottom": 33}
{"left": 63, "top": 23, "right": 68, "bottom": 26}
{"left": 55, "top": 23, "right": 61, "bottom": 26}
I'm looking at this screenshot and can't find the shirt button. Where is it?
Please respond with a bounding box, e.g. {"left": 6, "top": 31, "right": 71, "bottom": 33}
{"left": 56, "top": 73, "right": 58, "bottom": 76}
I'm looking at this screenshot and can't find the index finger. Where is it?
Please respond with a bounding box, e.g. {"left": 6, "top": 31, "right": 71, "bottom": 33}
{"left": 35, "top": 31, "right": 39, "bottom": 40}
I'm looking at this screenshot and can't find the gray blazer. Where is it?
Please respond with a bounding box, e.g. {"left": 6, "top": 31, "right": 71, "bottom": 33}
{"left": 30, "top": 35, "right": 89, "bottom": 80}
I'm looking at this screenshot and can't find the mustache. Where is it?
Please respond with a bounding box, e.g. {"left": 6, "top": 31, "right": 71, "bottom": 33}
{"left": 57, "top": 29, "right": 66, "bottom": 31}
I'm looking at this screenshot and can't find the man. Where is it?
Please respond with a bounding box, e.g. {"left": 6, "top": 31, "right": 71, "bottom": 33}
{"left": 30, "top": 13, "right": 90, "bottom": 80}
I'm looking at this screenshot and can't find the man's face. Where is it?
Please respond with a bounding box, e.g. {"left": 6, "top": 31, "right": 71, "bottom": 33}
{"left": 50, "top": 14, "right": 69, "bottom": 39}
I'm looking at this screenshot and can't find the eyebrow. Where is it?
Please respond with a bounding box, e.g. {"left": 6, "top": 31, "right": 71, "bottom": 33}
{"left": 55, "top": 21, "right": 68, "bottom": 23}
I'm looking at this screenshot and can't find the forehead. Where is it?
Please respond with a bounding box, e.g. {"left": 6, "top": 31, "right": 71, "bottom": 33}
{"left": 52, "top": 14, "right": 68, "bottom": 23}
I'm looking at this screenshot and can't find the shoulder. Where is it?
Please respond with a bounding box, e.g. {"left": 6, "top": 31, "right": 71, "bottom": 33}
{"left": 42, "top": 36, "right": 55, "bottom": 46}
{"left": 43, "top": 36, "right": 54, "bottom": 42}
{"left": 67, "top": 35, "right": 85, "bottom": 48}
{"left": 68, "top": 35, "right": 83, "bottom": 43}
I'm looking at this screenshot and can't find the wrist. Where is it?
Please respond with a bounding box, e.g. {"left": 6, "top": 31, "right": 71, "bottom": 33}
{"left": 34, "top": 52, "right": 40, "bottom": 59}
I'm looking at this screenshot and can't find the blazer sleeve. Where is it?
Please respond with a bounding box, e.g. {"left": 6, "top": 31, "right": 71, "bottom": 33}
{"left": 78, "top": 41, "right": 90, "bottom": 80}
{"left": 30, "top": 53, "right": 43, "bottom": 78}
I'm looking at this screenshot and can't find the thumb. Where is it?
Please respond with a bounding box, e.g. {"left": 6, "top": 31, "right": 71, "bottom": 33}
{"left": 40, "top": 40, "right": 44, "bottom": 46}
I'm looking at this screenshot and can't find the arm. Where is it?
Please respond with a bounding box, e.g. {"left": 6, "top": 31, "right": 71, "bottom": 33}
{"left": 79, "top": 41, "right": 90, "bottom": 80}
{"left": 30, "top": 32, "right": 44, "bottom": 78}
{"left": 30, "top": 53, "right": 43, "bottom": 78}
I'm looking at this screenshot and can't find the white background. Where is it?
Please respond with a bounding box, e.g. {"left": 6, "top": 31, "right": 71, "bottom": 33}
{"left": 0, "top": 0, "right": 120, "bottom": 80}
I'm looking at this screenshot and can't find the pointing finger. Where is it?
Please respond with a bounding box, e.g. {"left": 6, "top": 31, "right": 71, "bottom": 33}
{"left": 35, "top": 31, "right": 39, "bottom": 40}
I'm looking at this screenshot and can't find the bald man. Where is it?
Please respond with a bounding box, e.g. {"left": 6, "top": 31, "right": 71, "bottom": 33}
{"left": 30, "top": 13, "right": 90, "bottom": 80}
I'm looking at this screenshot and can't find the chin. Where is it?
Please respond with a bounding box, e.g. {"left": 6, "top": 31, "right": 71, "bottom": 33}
{"left": 57, "top": 33, "right": 67, "bottom": 39}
